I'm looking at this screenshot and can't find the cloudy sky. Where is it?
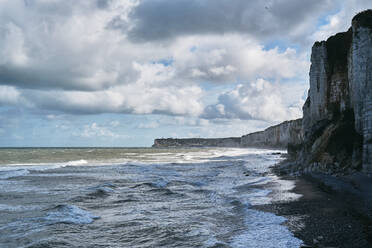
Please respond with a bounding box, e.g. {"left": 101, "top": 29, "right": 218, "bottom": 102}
{"left": 0, "top": 0, "right": 370, "bottom": 147}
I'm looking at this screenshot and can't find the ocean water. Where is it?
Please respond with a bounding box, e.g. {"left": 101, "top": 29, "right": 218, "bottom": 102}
{"left": 0, "top": 148, "right": 302, "bottom": 248}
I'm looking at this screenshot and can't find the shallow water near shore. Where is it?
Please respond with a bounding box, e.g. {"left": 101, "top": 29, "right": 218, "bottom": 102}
{"left": 0, "top": 147, "right": 302, "bottom": 248}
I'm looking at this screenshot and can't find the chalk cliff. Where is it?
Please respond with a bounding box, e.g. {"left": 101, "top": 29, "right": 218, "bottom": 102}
{"left": 289, "top": 10, "right": 372, "bottom": 174}
{"left": 153, "top": 119, "right": 302, "bottom": 149}
{"left": 241, "top": 119, "right": 302, "bottom": 149}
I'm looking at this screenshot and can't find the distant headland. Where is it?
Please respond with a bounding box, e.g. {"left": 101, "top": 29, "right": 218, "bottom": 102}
{"left": 153, "top": 119, "right": 302, "bottom": 149}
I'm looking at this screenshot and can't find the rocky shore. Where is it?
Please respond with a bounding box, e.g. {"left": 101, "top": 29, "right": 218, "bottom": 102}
{"left": 256, "top": 171, "right": 372, "bottom": 248}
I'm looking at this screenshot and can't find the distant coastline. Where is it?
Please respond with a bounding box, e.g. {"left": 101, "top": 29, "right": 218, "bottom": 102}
{"left": 153, "top": 118, "right": 302, "bottom": 150}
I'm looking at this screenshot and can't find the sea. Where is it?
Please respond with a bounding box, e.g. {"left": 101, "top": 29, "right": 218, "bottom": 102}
{"left": 0, "top": 147, "right": 303, "bottom": 248}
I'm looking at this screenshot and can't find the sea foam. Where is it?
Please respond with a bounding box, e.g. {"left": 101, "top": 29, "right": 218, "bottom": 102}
{"left": 45, "top": 204, "right": 100, "bottom": 225}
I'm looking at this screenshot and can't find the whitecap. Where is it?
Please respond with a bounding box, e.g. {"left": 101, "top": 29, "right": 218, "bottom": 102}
{"left": 231, "top": 209, "right": 303, "bottom": 248}
{"left": 64, "top": 159, "right": 88, "bottom": 166}
{"left": 44, "top": 204, "right": 100, "bottom": 224}
{"left": 0, "top": 160, "right": 89, "bottom": 179}
{"left": 152, "top": 178, "right": 169, "bottom": 188}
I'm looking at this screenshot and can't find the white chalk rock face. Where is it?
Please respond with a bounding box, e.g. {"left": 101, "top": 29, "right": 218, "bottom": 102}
{"left": 241, "top": 119, "right": 303, "bottom": 149}
{"left": 298, "top": 10, "right": 372, "bottom": 173}
{"left": 308, "top": 42, "right": 329, "bottom": 125}
{"left": 349, "top": 20, "right": 372, "bottom": 171}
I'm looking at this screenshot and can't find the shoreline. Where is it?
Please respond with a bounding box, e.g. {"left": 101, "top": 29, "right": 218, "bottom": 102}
{"left": 255, "top": 166, "right": 372, "bottom": 248}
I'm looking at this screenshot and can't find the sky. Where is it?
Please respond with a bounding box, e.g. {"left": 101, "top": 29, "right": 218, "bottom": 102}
{"left": 0, "top": 0, "right": 370, "bottom": 147}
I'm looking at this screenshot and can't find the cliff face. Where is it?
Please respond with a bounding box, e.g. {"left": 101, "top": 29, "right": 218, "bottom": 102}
{"left": 241, "top": 119, "right": 302, "bottom": 149}
{"left": 291, "top": 10, "right": 372, "bottom": 174}
{"left": 349, "top": 11, "right": 372, "bottom": 171}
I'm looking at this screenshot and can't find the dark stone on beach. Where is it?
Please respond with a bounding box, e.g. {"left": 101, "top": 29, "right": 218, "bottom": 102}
{"left": 255, "top": 173, "right": 372, "bottom": 248}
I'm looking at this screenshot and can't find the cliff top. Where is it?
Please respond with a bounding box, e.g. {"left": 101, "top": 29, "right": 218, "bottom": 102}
{"left": 352, "top": 9, "right": 372, "bottom": 29}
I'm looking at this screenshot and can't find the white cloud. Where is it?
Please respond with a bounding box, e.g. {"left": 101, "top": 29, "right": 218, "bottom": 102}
{"left": 209, "top": 65, "right": 237, "bottom": 76}
{"left": 138, "top": 121, "right": 159, "bottom": 129}
{"left": 77, "top": 122, "right": 125, "bottom": 138}
{"left": 21, "top": 60, "right": 205, "bottom": 116}
{"left": 0, "top": 86, "right": 21, "bottom": 105}
{"left": 55, "top": 124, "right": 69, "bottom": 130}
{"left": 311, "top": 0, "right": 372, "bottom": 42}
{"left": 168, "top": 35, "right": 310, "bottom": 84}
{"left": 204, "top": 79, "right": 303, "bottom": 122}
{"left": 110, "top": 121, "right": 120, "bottom": 127}
{"left": 174, "top": 116, "right": 210, "bottom": 127}
{"left": 0, "top": 22, "right": 29, "bottom": 66}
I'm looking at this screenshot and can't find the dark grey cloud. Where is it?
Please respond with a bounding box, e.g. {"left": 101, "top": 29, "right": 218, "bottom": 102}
{"left": 0, "top": 64, "right": 129, "bottom": 91}
{"left": 96, "top": 0, "right": 112, "bottom": 9}
{"left": 117, "top": 0, "right": 331, "bottom": 42}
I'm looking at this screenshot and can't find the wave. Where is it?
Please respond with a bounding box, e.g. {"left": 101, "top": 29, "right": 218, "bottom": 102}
{"left": 0, "top": 204, "right": 39, "bottom": 212}
{"left": 231, "top": 209, "right": 303, "bottom": 248}
{"left": 71, "top": 183, "right": 117, "bottom": 202}
{"left": 0, "top": 160, "right": 89, "bottom": 180}
{"left": 5, "top": 159, "right": 88, "bottom": 169}
{"left": 86, "top": 183, "right": 115, "bottom": 198}
{"left": 64, "top": 159, "right": 88, "bottom": 166}
{"left": 112, "top": 198, "right": 139, "bottom": 204}
{"left": 24, "top": 239, "right": 73, "bottom": 248}
{"left": 44, "top": 204, "right": 100, "bottom": 225}
{"left": 0, "top": 169, "right": 30, "bottom": 179}
{"left": 131, "top": 178, "right": 169, "bottom": 189}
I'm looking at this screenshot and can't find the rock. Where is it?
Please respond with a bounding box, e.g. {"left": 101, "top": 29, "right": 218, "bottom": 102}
{"left": 241, "top": 118, "right": 303, "bottom": 149}
{"left": 349, "top": 10, "right": 372, "bottom": 172}
{"left": 313, "top": 238, "right": 319, "bottom": 245}
{"left": 290, "top": 9, "right": 372, "bottom": 175}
